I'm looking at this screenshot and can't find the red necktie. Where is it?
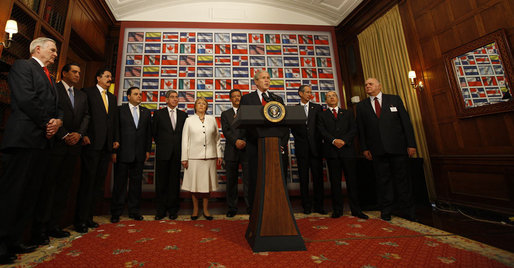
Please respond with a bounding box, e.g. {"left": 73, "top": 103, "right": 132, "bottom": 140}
{"left": 43, "top": 66, "right": 53, "bottom": 85}
{"left": 374, "top": 97, "right": 381, "bottom": 118}
{"left": 261, "top": 93, "right": 267, "bottom": 106}
{"left": 332, "top": 108, "right": 337, "bottom": 119}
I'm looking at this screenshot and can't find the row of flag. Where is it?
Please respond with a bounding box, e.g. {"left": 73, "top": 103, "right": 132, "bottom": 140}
{"left": 124, "top": 78, "right": 335, "bottom": 91}
{"left": 127, "top": 43, "right": 331, "bottom": 56}
{"left": 127, "top": 55, "right": 333, "bottom": 67}
{"left": 128, "top": 32, "right": 330, "bottom": 45}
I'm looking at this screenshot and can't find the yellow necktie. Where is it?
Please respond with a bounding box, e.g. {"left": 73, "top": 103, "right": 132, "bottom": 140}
{"left": 101, "top": 90, "right": 108, "bottom": 113}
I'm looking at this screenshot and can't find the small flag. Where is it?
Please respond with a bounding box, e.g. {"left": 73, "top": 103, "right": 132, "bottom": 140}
{"left": 197, "top": 67, "right": 213, "bottom": 77}
{"left": 299, "top": 45, "right": 314, "bottom": 55}
{"left": 286, "top": 80, "right": 301, "bottom": 90}
{"left": 197, "top": 91, "right": 213, "bottom": 102}
{"left": 143, "top": 66, "right": 159, "bottom": 77}
{"left": 315, "top": 46, "right": 331, "bottom": 56}
{"left": 250, "top": 56, "right": 265, "bottom": 66}
{"left": 215, "top": 79, "right": 232, "bottom": 90}
{"left": 317, "top": 57, "right": 332, "bottom": 67}
{"left": 214, "top": 33, "right": 230, "bottom": 43}
{"left": 298, "top": 35, "right": 313, "bottom": 44}
{"left": 178, "top": 91, "right": 195, "bottom": 102}
{"left": 215, "top": 92, "right": 231, "bottom": 102}
{"left": 285, "top": 68, "right": 300, "bottom": 78}
{"left": 269, "top": 80, "right": 284, "bottom": 90}
{"left": 145, "top": 32, "right": 161, "bottom": 42}
{"left": 179, "top": 55, "right": 195, "bottom": 65}
{"left": 197, "top": 79, "right": 214, "bottom": 90}
{"left": 179, "top": 80, "right": 196, "bottom": 90}
{"left": 215, "top": 67, "right": 231, "bottom": 77}
{"left": 249, "top": 34, "right": 264, "bottom": 43}
{"left": 266, "top": 45, "right": 281, "bottom": 55}
{"left": 179, "top": 67, "right": 195, "bottom": 77}
{"left": 283, "top": 45, "right": 298, "bottom": 55}
{"left": 267, "top": 56, "right": 283, "bottom": 66}
{"left": 215, "top": 44, "right": 231, "bottom": 54}
{"left": 233, "top": 67, "right": 249, "bottom": 77}
{"left": 197, "top": 55, "right": 214, "bottom": 66}
{"left": 232, "top": 56, "right": 248, "bottom": 66}
{"left": 161, "top": 67, "right": 177, "bottom": 77}
{"left": 197, "top": 44, "right": 213, "bottom": 54}
{"left": 233, "top": 79, "right": 249, "bottom": 90}
{"left": 161, "top": 79, "right": 177, "bottom": 89}
{"left": 232, "top": 44, "right": 248, "bottom": 54}
{"left": 144, "top": 55, "right": 160, "bottom": 65}
{"left": 267, "top": 68, "right": 284, "bottom": 78}
{"left": 127, "top": 44, "right": 143, "bottom": 53}
{"left": 286, "top": 91, "right": 301, "bottom": 103}
{"left": 197, "top": 33, "right": 213, "bottom": 42}
{"left": 282, "top": 34, "right": 297, "bottom": 44}
{"left": 180, "top": 44, "right": 196, "bottom": 54}
{"left": 249, "top": 45, "right": 265, "bottom": 55}
{"left": 302, "top": 68, "right": 317, "bottom": 78}
{"left": 142, "top": 79, "right": 159, "bottom": 89}
{"left": 265, "top": 34, "right": 281, "bottom": 44}
{"left": 128, "top": 32, "right": 143, "bottom": 42}
{"left": 314, "top": 35, "right": 329, "bottom": 45}
{"left": 232, "top": 33, "right": 247, "bottom": 43}
{"left": 318, "top": 68, "right": 334, "bottom": 79}
{"left": 284, "top": 57, "right": 299, "bottom": 66}
{"left": 142, "top": 91, "right": 158, "bottom": 101}
{"left": 124, "top": 78, "right": 140, "bottom": 89}
{"left": 301, "top": 57, "right": 316, "bottom": 67}
{"left": 215, "top": 56, "right": 231, "bottom": 65}
{"left": 125, "top": 66, "right": 141, "bottom": 77}
{"left": 319, "top": 80, "right": 335, "bottom": 90}
{"left": 180, "top": 32, "right": 195, "bottom": 42}
{"left": 161, "top": 55, "right": 178, "bottom": 65}
{"left": 162, "top": 32, "right": 179, "bottom": 42}
{"left": 144, "top": 44, "right": 160, "bottom": 53}
{"left": 126, "top": 55, "right": 142, "bottom": 65}
{"left": 162, "top": 43, "right": 179, "bottom": 54}
{"left": 303, "top": 80, "right": 318, "bottom": 90}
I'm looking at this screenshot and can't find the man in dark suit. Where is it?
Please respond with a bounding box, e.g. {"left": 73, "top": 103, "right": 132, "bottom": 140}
{"left": 290, "top": 85, "right": 326, "bottom": 215}
{"left": 318, "top": 91, "right": 368, "bottom": 219}
{"left": 75, "top": 69, "right": 118, "bottom": 233}
{"left": 0, "top": 37, "right": 62, "bottom": 264}
{"left": 110, "top": 87, "right": 152, "bottom": 223}
{"left": 32, "top": 63, "right": 89, "bottom": 245}
{"left": 221, "top": 89, "right": 250, "bottom": 217}
{"left": 152, "top": 90, "right": 188, "bottom": 220}
{"left": 356, "top": 78, "right": 417, "bottom": 221}
{"left": 240, "top": 69, "right": 289, "bottom": 212}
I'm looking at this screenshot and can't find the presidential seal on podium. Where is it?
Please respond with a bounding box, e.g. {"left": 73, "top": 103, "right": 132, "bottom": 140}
{"left": 263, "top": 101, "right": 286, "bottom": 123}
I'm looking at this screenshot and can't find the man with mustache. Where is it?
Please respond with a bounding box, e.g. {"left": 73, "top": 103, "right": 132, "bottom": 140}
{"left": 75, "top": 69, "right": 118, "bottom": 233}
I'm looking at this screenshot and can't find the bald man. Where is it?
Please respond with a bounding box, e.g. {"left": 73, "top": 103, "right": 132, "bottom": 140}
{"left": 355, "top": 78, "right": 417, "bottom": 222}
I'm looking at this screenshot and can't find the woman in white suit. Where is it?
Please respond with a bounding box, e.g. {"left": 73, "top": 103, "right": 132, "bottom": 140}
{"left": 181, "top": 97, "right": 222, "bottom": 220}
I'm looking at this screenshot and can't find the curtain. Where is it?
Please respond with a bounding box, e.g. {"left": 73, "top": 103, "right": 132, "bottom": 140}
{"left": 357, "top": 5, "right": 435, "bottom": 200}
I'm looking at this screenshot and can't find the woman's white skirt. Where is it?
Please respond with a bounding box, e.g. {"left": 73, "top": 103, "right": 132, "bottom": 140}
{"left": 181, "top": 159, "right": 218, "bottom": 193}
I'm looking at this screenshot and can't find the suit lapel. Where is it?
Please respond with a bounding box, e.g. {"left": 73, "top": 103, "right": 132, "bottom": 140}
{"left": 124, "top": 104, "right": 137, "bottom": 129}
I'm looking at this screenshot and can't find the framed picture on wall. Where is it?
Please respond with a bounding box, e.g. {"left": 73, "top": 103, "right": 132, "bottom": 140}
{"left": 443, "top": 29, "right": 513, "bottom": 118}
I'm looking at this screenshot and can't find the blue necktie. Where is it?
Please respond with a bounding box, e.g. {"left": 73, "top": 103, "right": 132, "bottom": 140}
{"left": 133, "top": 106, "right": 139, "bottom": 127}
{"left": 68, "top": 87, "right": 74, "bottom": 108}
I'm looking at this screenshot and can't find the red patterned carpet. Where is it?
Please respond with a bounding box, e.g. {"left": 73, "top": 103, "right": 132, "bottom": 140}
{"left": 11, "top": 213, "right": 514, "bottom": 267}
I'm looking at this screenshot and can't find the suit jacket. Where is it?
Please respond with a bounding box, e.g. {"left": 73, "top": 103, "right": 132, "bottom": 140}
{"left": 152, "top": 107, "right": 187, "bottom": 161}
{"left": 53, "top": 82, "right": 89, "bottom": 153}
{"left": 240, "top": 90, "right": 289, "bottom": 146}
{"left": 220, "top": 107, "right": 246, "bottom": 161}
{"left": 114, "top": 104, "right": 152, "bottom": 162}
{"left": 1, "top": 58, "right": 62, "bottom": 151}
{"left": 356, "top": 93, "right": 416, "bottom": 155}
{"left": 317, "top": 107, "right": 357, "bottom": 158}
{"left": 181, "top": 114, "right": 222, "bottom": 161}
{"left": 290, "top": 102, "right": 323, "bottom": 158}
{"left": 82, "top": 86, "right": 117, "bottom": 152}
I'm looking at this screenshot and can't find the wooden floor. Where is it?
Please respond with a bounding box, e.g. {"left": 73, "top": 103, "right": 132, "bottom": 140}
{"left": 97, "top": 196, "right": 514, "bottom": 253}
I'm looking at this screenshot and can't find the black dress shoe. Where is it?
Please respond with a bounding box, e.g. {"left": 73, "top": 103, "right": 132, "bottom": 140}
{"left": 352, "top": 212, "right": 369, "bottom": 220}
{"left": 129, "top": 214, "right": 144, "bottom": 221}
{"left": 303, "top": 208, "right": 312, "bottom": 215}
{"left": 331, "top": 211, "right": 342, "bottom": 218}
{"left": 381, "top": 214, "right": 392, "bottom": 221}
{"left": 203, "top": 213, "right": 213, "bottom": 220}
{"left": 48, "top": 228, "right": 70, "bottom": 238}
{"left": 191, "top": 215, "right": 198, "bottom": 220}
{"left": 9, "top": 243, "right": 38, "bottom": 254}
{"left": 314, "top": 209, "right": 328, "bottom": 215}
{"left": 226, "top": 210, "right": 237, "bottom": 217}
{"left": 169, "top": 214, "right": 178, "bottom": 220}
{"left": 110, "top": 215, "right": 120, "bottom": 223}
{"left": 33, "top": 233, "right": 50, "bottom": 245}
{"left": 154, "top": 214, "right": 165, "bottom": 220}
{"left": 75, "top": 224, "right": 88, "bottom": 233}
{"left": 86, "top": 221, "right": 99, "bottom": 228}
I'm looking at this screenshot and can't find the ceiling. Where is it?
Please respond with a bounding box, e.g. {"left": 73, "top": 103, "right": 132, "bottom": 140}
{"left": 105, "top": 0, "right": 363, "bottom": 26}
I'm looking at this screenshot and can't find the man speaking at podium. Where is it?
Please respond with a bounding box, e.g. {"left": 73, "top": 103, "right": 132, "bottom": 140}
{"left": 240, "top": 70, "right": 289, "bottom": 213}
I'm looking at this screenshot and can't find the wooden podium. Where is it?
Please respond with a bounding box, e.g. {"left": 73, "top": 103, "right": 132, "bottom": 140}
{"left": 233, "top": 104, "right": 307, "bottom": 252}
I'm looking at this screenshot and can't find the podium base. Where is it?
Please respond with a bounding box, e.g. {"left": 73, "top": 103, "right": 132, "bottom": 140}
{"left": 246, "top": 233, "right": 306, "bottom": 252}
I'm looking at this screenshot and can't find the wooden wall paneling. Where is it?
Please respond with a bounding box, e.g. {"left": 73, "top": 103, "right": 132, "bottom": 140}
{"left": 0, "top": 0, "right": 14, "bottom": 56}
{"left": 70, "top": 0, "right": 107, "bottom": 58}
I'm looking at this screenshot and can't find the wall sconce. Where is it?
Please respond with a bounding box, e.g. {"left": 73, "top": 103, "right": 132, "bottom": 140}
{"left": 1, "top": 20, "right": 18, "bottom": 48}
{"left": 408, "top": 70, "right": 424, "bottom": 90}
